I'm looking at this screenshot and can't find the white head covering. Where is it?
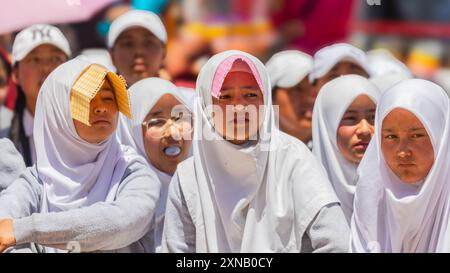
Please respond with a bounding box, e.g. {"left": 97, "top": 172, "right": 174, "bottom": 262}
{"left": 107, "top": 10, "right": 167, "bottom": 48}
{"left": 79, "top": 48, "right": 116, "bottom": 72}
{"left": 265, "top": 50, "right": 313, "bottom": 88}
{"left": 182, "top": 50, "right": 339, "bottom": 252}
{"left": 312, "top": 75, "right": 380, "bottom": 223}
{"left": 12, "top": 24, "right": 71, "bottom": 65}
{"left": 351, "top": 79, "right": 450, "bottom": 253}
{"left": 367, "top": 49, "right": 413, "bottom": 93}
{"left": 309, "top": 43, "right": 372, "bottom": 83}
{"left": 34, "top": 57, "right": 149, "bottom": 213}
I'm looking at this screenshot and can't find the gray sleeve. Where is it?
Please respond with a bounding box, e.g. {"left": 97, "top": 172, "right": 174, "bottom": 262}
{"left": 12, "top": 160, "right": 161, "bottom": 252}
{"left": 161, "top": 171, "right": 196, "bottom": 253}
{"left": 0, "top": 138, "right": 26, "bottom": 191}
{"left": 0, "top": 168, "right": 41, "bottom": 219}
{"left": 303, "top": 203, "right": 350, "bottom": 253}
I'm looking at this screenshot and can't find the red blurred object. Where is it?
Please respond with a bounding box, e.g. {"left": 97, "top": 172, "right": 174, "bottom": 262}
{"left": 0, "top": 48, "right": 17, "bottom": 110}
{"left": 271, "top": 0, "right": 356, "bottom": 55}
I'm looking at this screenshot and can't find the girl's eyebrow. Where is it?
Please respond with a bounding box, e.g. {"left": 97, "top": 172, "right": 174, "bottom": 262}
{"left": 148, "top": 110, "right": 163, "bottom": 117}
{"left": 410, "top": 127, "right": 426, "bottom": 131}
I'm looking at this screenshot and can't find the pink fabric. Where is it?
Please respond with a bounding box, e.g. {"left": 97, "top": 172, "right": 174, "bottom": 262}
{"left": 211, "top": 55, "right": 264, "bottom": 99}
{"left": 0, "top": 0, "right": 114, "bottom": 34}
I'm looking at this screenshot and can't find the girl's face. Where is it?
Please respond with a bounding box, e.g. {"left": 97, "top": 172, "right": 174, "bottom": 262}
{"left": 336, "top": 95, "right": 376, "bottom": 164}
{"left": 274, "top": 77, "right": 315, "bottom": 143}
{"left": 381, "top": 108, "right": 434, "bottom": 184}
{"left": 13, "top": 44, "right": 67, "bottom": 114}
{"left": 73, "top": 80, "right": 119, "bottom": 144}
{"left": 110, "top": 27, "right": 165, "bottom": 86}
{"left": 314, "top": 61, "right": 369, "bottom": 94}
{"left": 212, "top": 72, "right": 264, "bottom": 145}
{"left": 142, "top": 94, "right": 193, "bottom": 175}
{"left": 0, "top": 59, "right": 8, "bottom": 104}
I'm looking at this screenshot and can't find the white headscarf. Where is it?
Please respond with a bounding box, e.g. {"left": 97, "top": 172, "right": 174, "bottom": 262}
{"left": 118, "top": 77, "right": 192, "bottom": 250}
{"left": 34, "top": 57, "right": 148, "bottom": 213}
{"left": 367, "top": 49, "right": 413, "bottom": 93}
{"left": 351, "top": 79, "right": 450, "bottom": 253}
{"left": 180, "top": 50, "right": 339, "bottom": 252}
{"left": 312, "top": 75, "right": 380, "bottom": 223}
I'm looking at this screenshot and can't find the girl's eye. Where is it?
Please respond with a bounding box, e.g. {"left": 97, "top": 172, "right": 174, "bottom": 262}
{"left": 120, "top": 40, "right": 133, "bottom": 48}
{"left": 384, "top": 134, "right": 397, "bottom": 139}
{"left": 148, "top": 119, "right": 166, "bottom": 127}
{"left": 244, "top": 93, "right": 258, "bottom": 98}
{"left": 219, "top": 94, "right": 231, "bottom": 100}
{"left": 51, "top": 56, "right": 63, "bottom": 63}
{"left": 411, "top": 133, "right": 425, "bottom": 138}
{"left": 342, "top": 116, "right": 356, "bottom": 121}
{"left": 30, "top": 57, "right": 40, "bottom": 64}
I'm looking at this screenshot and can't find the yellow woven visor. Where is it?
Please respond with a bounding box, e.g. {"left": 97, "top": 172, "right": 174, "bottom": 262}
{"left": 70, "top": 64, "right": 132, "bottom": 126}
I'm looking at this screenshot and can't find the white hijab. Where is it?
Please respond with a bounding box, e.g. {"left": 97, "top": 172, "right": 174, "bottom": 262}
{"left": 367, "top": 49, "right": 413, "bottom": 93}
{"left": 34, "top": 57, "right": 147, "bottom": 213}
{"left": 312, "top": 75, "right": 380, "bottom": 223}
{"left": 118, "top": 77, "right": 192, "bottom": 249}
{"left": 180, "top": 50, "right": 339, "bottom": 252}
{"left": 351, "top": 79, "right": 450, "bottom": 253}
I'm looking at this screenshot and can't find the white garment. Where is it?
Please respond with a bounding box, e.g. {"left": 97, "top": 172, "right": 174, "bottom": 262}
{"left": 170, "top": 50, "right": 340, "bottom": 252}
{"left": 118, "top": 77, "right": 192, "bottom": 251}
{"left": 351, "top": 79, "right": 450, "bottom": 253}
{"left": 312, "top": 74, "right": 380, "bottom": 223}
{"left": 34, "top": 57, "right": 149, "bottom": 213}
{"left": 367, "top": 49, "right": 413, "bottom": 93}
{"left": 23, "top": 108, "right": 36, "bottom": 165}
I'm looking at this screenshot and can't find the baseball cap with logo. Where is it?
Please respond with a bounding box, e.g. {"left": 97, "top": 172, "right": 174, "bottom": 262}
{"left": 12, "top": 24, "right": 71, "bottom": 65}
{"left": 107, "top": 9, "right": 167, "bottom": 49}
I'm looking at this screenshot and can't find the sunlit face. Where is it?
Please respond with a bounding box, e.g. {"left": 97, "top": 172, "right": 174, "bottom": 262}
{"left": 336, "top": 95, "right": 376, "bottom": 164}
{"left": 315, "top": 61, "right": 369, "bottom": 94}
{"left": 13, "top": 44, "right": 68, "bottom": 114}
{"left": 381, "top": 108, "right": 434, "bottom": 184}
{"left": 274, "top": 77, "right": 315, "bottom": 143}
{"left": 110, "top": 27, "right": 165, "bottom": 86}
{"left": 73, "top": 80, "right": 119, "bottom": 144}
{"left": 142, "top": 94, "right": 193, "bottom": 175}
{"left": 212, "top": 71, "right": 264, "bottom": 145}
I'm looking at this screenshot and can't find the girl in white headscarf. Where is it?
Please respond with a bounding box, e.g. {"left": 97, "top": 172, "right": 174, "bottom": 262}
{"left": 351, "top": 79, "right": 450, "bottom": 253}
{"left": 161, "top": 50, "right": 349, "bottom": 253}
{"left": 118, "top": 77, "right": 193, "bottom": 251}
{"left": 0, "top": 57, "right": 161, "bottom": 253}
{"left": 312, "top": 75, "right": 380, "bottom": 223}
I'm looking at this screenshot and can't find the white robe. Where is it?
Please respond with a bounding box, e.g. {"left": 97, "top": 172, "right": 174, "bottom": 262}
{"left": 162, "top": 50, "right": 344, "bottom": 252}
{"left": 351, "top": 79, "right": 450, "bottom": 253}
{"left": 312, "top": 74, "right": 380, "bottom": 223}
{"left": 117, "top": 77, "right": 192, "bottom": 251}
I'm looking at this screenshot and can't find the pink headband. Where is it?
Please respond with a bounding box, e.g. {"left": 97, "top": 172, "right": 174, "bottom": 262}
{"left": 211, "top": 55, "right": 264, "bottom": 99}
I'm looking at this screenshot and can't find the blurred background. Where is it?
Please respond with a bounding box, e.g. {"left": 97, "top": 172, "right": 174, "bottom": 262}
{"left": 1, "top": 0, "right": 449, "bottom": 87}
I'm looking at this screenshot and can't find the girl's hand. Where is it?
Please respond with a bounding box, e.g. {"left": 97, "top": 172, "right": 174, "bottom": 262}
{"left": 0, "top": 219, "right": 16, "bottom": 253}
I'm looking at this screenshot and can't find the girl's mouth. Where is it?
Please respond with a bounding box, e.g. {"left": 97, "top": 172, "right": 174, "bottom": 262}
{"left": 163, "top": 145, "right": 182, "bottom": 157}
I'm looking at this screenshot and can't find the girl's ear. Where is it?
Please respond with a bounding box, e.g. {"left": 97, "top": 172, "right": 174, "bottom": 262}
{"left": 11, "top": 65, "right": 19, "bottom": 84}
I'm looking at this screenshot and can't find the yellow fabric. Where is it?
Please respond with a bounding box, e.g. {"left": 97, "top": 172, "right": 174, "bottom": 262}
{"left": 183, "top": 21, "right": 273, "bottom": 41}
{"left": 70, "top": 64, "right": 132, "bottom": 126}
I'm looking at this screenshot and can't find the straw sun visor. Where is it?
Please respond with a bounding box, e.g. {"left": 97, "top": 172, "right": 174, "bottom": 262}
{"left": 70, "top": 64, "right": 132, "bottom": 126}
